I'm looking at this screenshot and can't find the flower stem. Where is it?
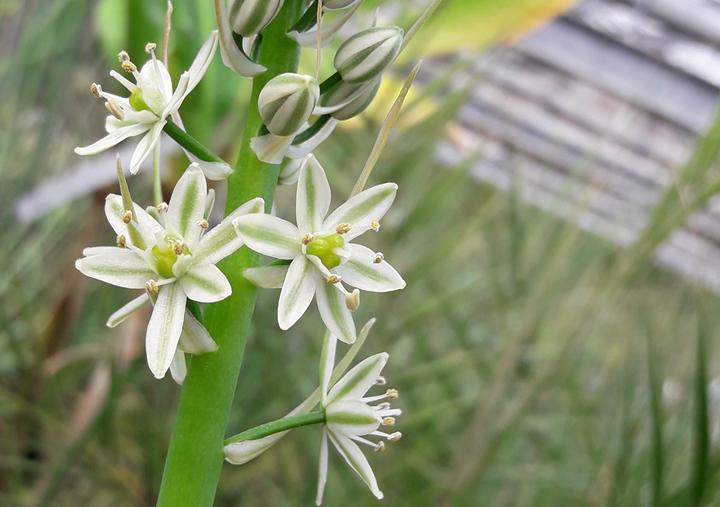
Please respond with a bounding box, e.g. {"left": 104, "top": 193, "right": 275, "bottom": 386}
{"left": 163, "top": 120, "right": 225, "bottom": 164}
{"left": 154, "top": 2, "right": 303, "bottom": 507}
{"left": 225, "top": 411, "right": 326, "bottom": 445}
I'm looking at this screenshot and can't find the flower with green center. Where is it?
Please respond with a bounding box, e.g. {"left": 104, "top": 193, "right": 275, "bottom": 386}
{"left": 76, "top": 164, "right": 264, "bottom": 380}
{"left": 233, "top": 155, "right": 405, "bottom": 343}
{"left": 74, "top": 31, "right": 231, "bottom": 180}
{"left": 316, "top": 336, "right": 402, "bottom": 504}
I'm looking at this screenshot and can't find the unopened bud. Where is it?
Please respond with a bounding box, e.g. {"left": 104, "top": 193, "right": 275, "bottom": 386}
{"left": 324, "top": 0, "right": 357, "bottom": 9}
{"left": 258, "top": 73, "right": 319, "bottom": 136}
{"left": 334, "top": 26, "right": 404, "bottom": 84}
{"left": 345, "top": 288, "right": 360, "bottom": 311}
{"left": 229, "top": 0, "right": 284, "bottom": 36}
{"left": 326, "top": 79, "right": 381, "bottom": 121}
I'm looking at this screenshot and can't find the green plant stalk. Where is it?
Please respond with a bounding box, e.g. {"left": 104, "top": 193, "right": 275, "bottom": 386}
{"left": 163, "top": 120, "right": 225, "bottom": 164}
{"left": 155, "top": 2, "right": 302, "bottom": 506}
{"left": 225, "top": 411, "right": 325, "bottom": 444}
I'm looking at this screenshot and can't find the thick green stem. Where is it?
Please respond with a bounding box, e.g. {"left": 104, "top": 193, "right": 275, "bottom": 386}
{"left": 225, "top": 411, "right": 325, "bottom": 444}
{"left": 163, "top": 120, "right": 225, "bottom": 164}
{"left": 154, "top": 2, "right": 303, "bottom": 506}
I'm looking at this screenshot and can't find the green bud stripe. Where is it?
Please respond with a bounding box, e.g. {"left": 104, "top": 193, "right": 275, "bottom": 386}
{"left": 231, "top": 0, "right": 281, "bottom": 36}
{"left": 328, "top": 360, "right": 378, "bottom": 403}
{"left": 238, "top": 222, "right": 300, "bottom": 254}
{"left": 333, "top": 81, "right": 380, "bottom": 121}
{"left": 177, "top": 177, "right": 201, "bottom": 238}
{"left": 323, "top": 281, "right": 354, "bottom": 339}
{"left": 326, "top": 410, "right": 378, "bottom": 426}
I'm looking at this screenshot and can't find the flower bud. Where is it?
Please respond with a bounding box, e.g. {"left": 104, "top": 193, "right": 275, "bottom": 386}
{"left": 259, "top": 73, "right": 320, "bottom": 136}
{"left": 334, "top": 26, "right": 404, "bottom": 84}
{"left": 324, "top": 79, "right": 381, "bottom": 120}
{"left": 229, "top": 0, "right": 284, "bottom": 36}
{"left": 323, "top": 0, "right": 358, "bottom": 9}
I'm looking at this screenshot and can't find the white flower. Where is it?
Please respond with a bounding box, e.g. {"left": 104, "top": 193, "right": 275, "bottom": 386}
{"left": 74, "top": 32, "right": 222, "bottom": 176}
{"left": 76, "top": 164, "right": 263, "bottom": 379}
{"left": 316, "top": 336, "right": 402, "bottom": 504}
{"left": 233, "top": 155, "right": 405, "bottom": 343}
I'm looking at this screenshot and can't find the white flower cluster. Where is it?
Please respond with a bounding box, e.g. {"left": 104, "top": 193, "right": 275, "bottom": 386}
{"left": 75, "top": 0, "right": 413, "bottom": 503}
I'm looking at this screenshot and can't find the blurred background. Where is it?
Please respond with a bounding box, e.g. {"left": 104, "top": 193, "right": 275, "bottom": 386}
{"left": 4, "top": 0, "right": 720, "bottom": 505}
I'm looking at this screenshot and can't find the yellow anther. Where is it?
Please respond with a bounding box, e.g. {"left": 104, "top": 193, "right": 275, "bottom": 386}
{"left": 116, "top": 234, "right": 127, "bottom": 248}
{"left": 121, "top": 60, "right": 137, "bottom": 73}
{"left": 197, "top": 218, "right": 209, "bottom": 230}
{"left": 157, "top": 202, "right": 169, "bottom": 212}
{"left": 173, "top": 242, "right": 184, "bottom": 255}
{"left": 145, "top": 42, "right": 157, "bottom": 53}
{"left": 105, "top": 101, "right": 124, "bottom": 120}
{"left": 370, "top": 220, "right": 381, "bottom": 232}
{"left": 373, "top": 252, "right": 384, "bottom": 264}
{"left": 326, "top": 274, "right": 341, "bottom": 284}
{"left": 118, "top": 50, "right": 130, "bottom": 63}
{"left": 386, "top": 388, "right": 399, "bottom": 400}
{"left": 375, "top": 376, "right": 386, "bottom": 386}
{"left": 122, "top": 210, "right": 133, "bottom": 224}
{"left": 336, "top": 223, "right": 351, "bottom": 235}
{"left": 388, "top": 432, "right": 402, "bottom": 442}
{"left": 374, "top": 441, "right": 386, "bottom": 453}
{"left": 90, "top": 83, "right": 101, "bottom": 98}
{"left": 345, "top": 289, "right": 360, "bottom": 311}
{"left": 145, "top": 279, "right": 159, "bottom": 296}
{"left": 382, "top": 417, "right": 396, "bottom": 427}
{"left": 302, "top": 233, "right": 313, "bottom": 245}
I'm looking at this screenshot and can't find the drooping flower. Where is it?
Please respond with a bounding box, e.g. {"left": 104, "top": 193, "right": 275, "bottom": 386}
{"left": 76, "top": 164, "right": 263, "bottom": 379}
{"left": 74, "top": 32, "right": 229, "bottom": 178}
{"left": 316, "top": 336, "right": 402, "bottom": 504}
{"left": 234, "top": 155, "right": 405, "bottom": 343}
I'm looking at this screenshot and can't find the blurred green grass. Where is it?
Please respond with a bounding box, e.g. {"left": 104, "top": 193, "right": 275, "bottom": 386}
{"left": 4, "top": 1, "right": 720, "bottom": 506}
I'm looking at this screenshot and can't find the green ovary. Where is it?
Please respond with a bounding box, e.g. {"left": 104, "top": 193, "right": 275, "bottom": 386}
{"left": 152, "top": 235, "right": 188, "bottom": 278}
{"left": 129, "top": 88, "right": 150, "bottom": 112}
{"left": 306, "top": 233, "right": 345, "bottom": 269}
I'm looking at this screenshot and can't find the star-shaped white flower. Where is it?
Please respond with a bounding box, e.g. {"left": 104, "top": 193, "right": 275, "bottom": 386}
{"left": 316, "top": 336, "right": 402, "bottom": 504}
{"left": 76, "top": 164, "right": 263, "bottom": 380}
{"left": 74, "top": 32, "right": 227, "bottom": 178}
{"left": 233, "top": 155, "right": 405, "bottom": 343}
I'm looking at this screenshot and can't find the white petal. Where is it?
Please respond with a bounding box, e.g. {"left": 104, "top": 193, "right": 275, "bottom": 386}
{"left": 327, "top": 352, "right": 388, "bottom": 405}
{"left": 250, "top": 132, "right": 293, "bottom": 164}
{"left": 320, "top": 333, "right": 338, "bottom": 406}
{"left": 244, "top": 264, "right": 288, "bottom": 289}
{"left": 193, "top": 159, "right": 233, "bottom": 181}
{"left": 179, "top": 263, "right": 231, "bottom": 303}
{"left": 334, "top": 244, "right": 405, "bottom": 292}
{"left": 277, "top": 256, "right": 316, "bottom": 330}
{"left": 204, "top": 189, "right": 216, "bottom": 218}
{"left": 286, "top": 118, "right": 338, "bottom": 159}
{"left": 233, "top": 214, "right": 301, "bottom": 260}
{"left": 297, "top": 155, "right": 331, "bottom": 233}
{"left": 225, "top": 434, "right": 281, "bottom": 465}
{"left": 169, "top": 349, "right": 187, "bottom": 385}
{"left": 316, "top": 429, "right": 329, "bottom": 506}
{"left": 326, "top": 399, "right": 381, "bottom": 436}
{"left": 179, "top": 309, "right": 218, "bottom": 354}
{"left": 328, "top": 432, "right": 383, "bottom": 500}
{"left": 167, "top": 164, "right": 207, "bottom": 245}
{"left": 146, "top": 283, "right": 187, "bottom": 379}
{"left": 214, "top": 0, "right": 267, "bottom": 77}
{"left": 315, "top": 275, "right": 356, "bottom": 344}
{"left": 194, "top": 197, "right": 264, "bottom": 266}
{"left": 105, "top": 194, "right": 164, "bottom": 247}
{"left": 106, "top": 293, "right": 150, "bottom": 327}
{"left": 129, "top": 121, "right": 166, "bottom": 174}
{"left": 323, "top": 183, "right": 398, "bottom": 240}
{"left": 74, "top": 122, "right": 150, "bottom": 156}
{"left": 76, "top": 249, "right": 156, "bottom": 289}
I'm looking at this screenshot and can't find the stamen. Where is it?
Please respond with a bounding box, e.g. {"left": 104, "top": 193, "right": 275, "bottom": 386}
{"left": 145, "top": 42, "right": 157, "bottom": 53}
{"left": 117, "top": 50, "right": 130, "bottom": 63}
{"left": 377, "top": 408, "right": 402, "bottom": 418}
{"left": 388, "top": 432, "right": 402, "bottom": 442}
{"left": 386, "top": 388, "right": 399, "bottom": 400}
{"left": 349, "top": 435, "right": 383, "bottom": 451}
{"left": 345, "top": 289, "right": 360, "bottom": 311}
{"left": 197, "top": 218, "right": 209, "bottom": 229}
{"left": 336, "top": 223, "right": 351, "bottom": 235}
{"left": 373, "top": 252, "right": 384, "bottom": 264}
{"left": 157, "top": 202, "right": 169, "bottom": 213}
{"left": 370, "top": 220, "right": 381, "bottom": 232}
{"left": 362, "top": 389, "right": 398, "bottom": 404}
{"left": 374, "top": 441, "right": 386, "bottom": 453}
{"left": 105, "top": 101, "right": 125, "bottom": 120}
{"left": 374, "top": 402, "right": 391, "bottom": 410}
{"left": 173, "top": 242, "right": 185, "bottom": 255}
{"left": 90, "top": 83, "right": 101, "bottom": 98}
{"left": 302, "top": 233, "right": 313, "bottom": 245}
{"left": 122, "top": 210, "right": 133, "bottom": 224}
{"left": 116, "top": 234, "right": 127, "bottom": 248}
{"left": 326, "top": 274, "right": 341, "bottom": 284}
{"left": 375, "top": 376, "right": 387, "bottom": 386}
{"left": 145, "top": 279, "right": 159, "bottom": 296}
{"left": 382, "top": 417, "right": 396, "bottom": 427}
{"left": 121, "top": 60, "right": 137, "bottom": 73}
